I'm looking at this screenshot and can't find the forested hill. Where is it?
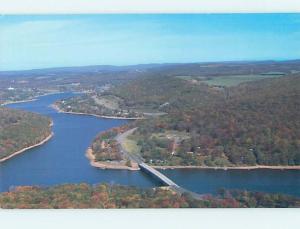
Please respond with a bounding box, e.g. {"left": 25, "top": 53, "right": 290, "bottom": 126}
{"left": 131, "top": 75, "right": 300, "bottom": 167}
{"left": 0, "top": 107, "right": 52, "bottom": 161}
{"left": 54, "top": 60, "right": 300, "bottom": 167}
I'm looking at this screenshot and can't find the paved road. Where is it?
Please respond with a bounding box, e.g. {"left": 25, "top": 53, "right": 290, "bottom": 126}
{"left": 115, "top": 127, "right": 144, "bottom": 163}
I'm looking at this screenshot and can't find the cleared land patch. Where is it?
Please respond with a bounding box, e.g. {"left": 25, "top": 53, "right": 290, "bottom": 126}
{"left": 177, "top": 74, "right": 285, "bottom": 87}
{"left": 122, "top": 135, "right": 141, "bottom": 156}
{"left": 92, "top": 95, "right": 121, "bottom": 110}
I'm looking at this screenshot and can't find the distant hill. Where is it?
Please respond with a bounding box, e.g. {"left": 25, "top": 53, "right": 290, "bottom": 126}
{"left": 1, "top": 59, "right": 300, "bottom": 78}
{"left": 129, "top": 75, "right": 300, "bottom": 167}
{"left": 75, "top": 70, "right": 300, "bottom": 167}
{"left": 0, "top": 63, "right": 175, "bottom": 78}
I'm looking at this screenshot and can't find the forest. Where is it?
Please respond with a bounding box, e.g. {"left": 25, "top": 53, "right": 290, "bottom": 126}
{"left": 91, "top": 127, "right": 124, "bottom": 161}
{"left": 131, "top": 75, "right": 300, "bottom": 166}
{"left": 0, "top": 183, "right": 298, "bottom": 208}
{"left": 53, "top": 60, "right": 300, "bottom": 117}
{"left": 84, "top": 71, "right": 300, "bottom": 167}
{"left": 10, "top": 60, "right": 299, "bottom": 167}
{"left": 0, "top": 107, "right": 52, "bottom": 160}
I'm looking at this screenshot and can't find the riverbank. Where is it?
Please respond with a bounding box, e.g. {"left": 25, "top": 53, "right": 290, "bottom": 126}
{"left": 152, "top": 165, "right": 300, "bottom": 170}
{"left": 85, "top": 148, "right": 140, "bottom": 171}
{"left": 51, "top": 103, "right": 144, "bottom": 120}
{"left": 1, "top": 98, "right": 37, "bottom": 106}
{"left": 0, "top": 131, "right": 54, "bottom": 163}
{"left": 1, "top": 91, "right": 63, "bottom": 106}
{"left": 113, "top": 127, "right": 300, "bottom": 171}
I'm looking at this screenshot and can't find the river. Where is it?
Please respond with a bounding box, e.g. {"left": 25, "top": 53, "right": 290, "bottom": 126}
{"left": 1, "top": 93, "right": 299, "bottom": 197}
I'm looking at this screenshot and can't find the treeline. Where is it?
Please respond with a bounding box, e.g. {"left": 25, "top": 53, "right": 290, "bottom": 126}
{"left": 107, "top": 74, "right": 221, "bottom": 113}
{"left": 0, "top": 183, "right": 299, "bottom": 208}
{"left": 0, "top": 107, "right": 52, "bottom": 160}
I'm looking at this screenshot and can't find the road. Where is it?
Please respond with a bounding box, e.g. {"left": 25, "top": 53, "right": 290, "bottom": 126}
{"left": 115, "top": 127, "right": 144, "bottom": 163}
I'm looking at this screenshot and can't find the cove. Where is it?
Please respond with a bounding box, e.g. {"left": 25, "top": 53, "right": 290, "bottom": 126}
{"left": 0, "top": 93, "right": 299, "bottom": 197}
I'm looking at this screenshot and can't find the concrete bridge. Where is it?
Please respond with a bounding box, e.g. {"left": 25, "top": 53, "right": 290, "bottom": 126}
{"left": 139, "top": 163, "right": 179, "bottom": 187}
{"left": 139, "top": 162, "right": 203, "bottom": 200}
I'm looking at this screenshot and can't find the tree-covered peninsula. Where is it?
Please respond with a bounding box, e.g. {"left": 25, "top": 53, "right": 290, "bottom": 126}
{"left": 0, "top": 107, "right": 53, "bottom": 161}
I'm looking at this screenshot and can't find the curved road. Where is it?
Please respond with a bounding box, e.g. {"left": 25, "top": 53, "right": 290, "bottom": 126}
{"left": 115, "top": 127, "right": 144, "bottom": 163}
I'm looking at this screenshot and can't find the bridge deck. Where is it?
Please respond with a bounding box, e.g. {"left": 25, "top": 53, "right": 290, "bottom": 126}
{"left": 139, "top": 163, "right": 204, "bottom": 200}
{"left": 139, "top": 163, "right": 179, "bottom": 187}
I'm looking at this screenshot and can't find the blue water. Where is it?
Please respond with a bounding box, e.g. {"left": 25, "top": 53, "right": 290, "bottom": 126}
{"left": 1, "top": 93, "right": 299, "bottom": 197}
{"left": 0, "top": 93, "right": 158, "bottom": 191}
{"left": 160, "top": 168, "right": 300, "bottom": 197}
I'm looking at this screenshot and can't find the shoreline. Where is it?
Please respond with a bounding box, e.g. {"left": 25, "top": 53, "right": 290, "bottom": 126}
{"left": 85, "top": 148, "right": 140, "bottom": 171}
{"left": 1, "top": 91, "right": 63, "bottom": 107}
{"left": 1, "top": 98, "right": 37, "bottom": 106}
{"left": 152, "top": 165, "right": 300, "bottom": 170}
{"left": 0, "top": 131, "right": 54, "bottom": 163}
{"left": 51, "top": 103, "right": 144, "bottom": 120}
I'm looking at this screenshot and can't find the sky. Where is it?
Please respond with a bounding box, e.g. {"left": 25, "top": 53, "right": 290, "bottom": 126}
{"left": 0, "top": 14, "right": 300, "bottom": 71}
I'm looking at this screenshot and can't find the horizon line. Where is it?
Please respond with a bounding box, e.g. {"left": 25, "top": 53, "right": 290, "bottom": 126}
{"left": 1, "top": 58, "right": 300, "bottom": 73}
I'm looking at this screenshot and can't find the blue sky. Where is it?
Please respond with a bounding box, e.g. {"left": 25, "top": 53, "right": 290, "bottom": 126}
{"left": 0, "top": 14, "right": 299, "bottom": 71}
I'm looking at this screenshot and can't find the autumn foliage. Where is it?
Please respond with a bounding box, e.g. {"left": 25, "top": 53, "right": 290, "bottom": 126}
{"left": 0, "top": 107, "right": 52, "bottom": 160}
{"left": 0, "top": 183, "right": 299, "bottom": 209}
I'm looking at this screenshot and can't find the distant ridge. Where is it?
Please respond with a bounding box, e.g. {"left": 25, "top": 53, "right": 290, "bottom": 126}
{"left": 1, "top": 59, "right": 300, "bottom": 78}
{"left": 0, "top": 63, "right": 176, "bottom": 76}
{"left": 1, "top": 59, "right": 300, "bottom": 75}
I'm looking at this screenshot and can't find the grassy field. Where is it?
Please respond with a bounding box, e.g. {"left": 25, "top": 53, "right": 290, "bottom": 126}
{"left": 92, "top": 95, "right": 120, "bottom": 110}
{"left": 121, "top": 136, "right": 141, "bottom": 155}
{"left": 200, "top": 74, "right": 284, "bottom": 87}
{"left": 177, "top": 74, "right": 285, "bottom": 87}
{"left": 151, "top": 130, "right": 190, "bottom": 140}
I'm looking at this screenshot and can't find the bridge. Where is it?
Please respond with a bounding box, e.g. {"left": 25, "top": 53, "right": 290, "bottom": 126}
{"left": 139, "top": 162, "right": 204, "bottom": 200}
{"left": 116, "top": 128, "right": 204, "bottom": 200}
{"left": 139, "top": 162, "right": 179, "bottom": 187}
